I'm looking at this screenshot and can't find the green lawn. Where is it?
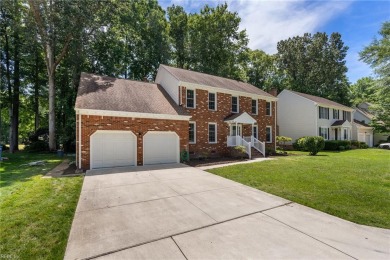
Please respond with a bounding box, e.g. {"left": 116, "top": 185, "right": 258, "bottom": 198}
{"left": 0, "top": 152, "right": 83, "bottom": 259}
{"left": 208, "top": 149, "right": 390, "bottom": 228}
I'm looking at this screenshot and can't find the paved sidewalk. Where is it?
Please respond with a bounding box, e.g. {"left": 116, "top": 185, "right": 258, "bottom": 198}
{"left": 65, "top": 163, "right": 390, "bottom": 260}
{"left": 198, "top": 157, "right": 273, "bottom": 170}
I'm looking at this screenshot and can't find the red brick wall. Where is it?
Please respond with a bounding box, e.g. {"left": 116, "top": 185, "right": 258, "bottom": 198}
{"left": 77, "top": 115, "right": 188, "bottom": 170}
{"left": 181, "top": 87, "right": 276, "bottom": 157}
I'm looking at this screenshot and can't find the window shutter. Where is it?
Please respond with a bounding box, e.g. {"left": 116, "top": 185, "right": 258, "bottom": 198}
{"left": 319, "top": 127, "right": 321, "bottom": 136}
{"left": 328, "top": 128, "right": 330, "bottom": 139}
{"left": 318, "top": 107, "right": 321, "bottom": 118}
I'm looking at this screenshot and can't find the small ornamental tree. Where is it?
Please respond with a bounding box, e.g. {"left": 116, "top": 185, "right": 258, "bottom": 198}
{"left": 276, "top": 136, "right": 292, "bottom": 151}
{"left": 299, "top": 136, "right": 325, "bottom": 155}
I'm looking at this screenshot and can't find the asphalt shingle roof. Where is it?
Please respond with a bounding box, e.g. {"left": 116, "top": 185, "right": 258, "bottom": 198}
{"left": 288, "top": 90, "right": 352, "bottom": 111}
{"left": 75, "top": 73, "right": 189, "bottom": 116}
{"left": 160, "top": 64, "right": 275, "bottom": 98}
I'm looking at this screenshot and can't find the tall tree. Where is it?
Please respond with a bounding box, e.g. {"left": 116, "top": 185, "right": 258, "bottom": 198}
{"left": 359, "top": 21, "right": 390, "bottom": 131}
{"left": 187, "top": 4, "right": 249, "bottom": 80}
{"left": 167, "top": 5, "right": 188, "bottom": 68}
{"left": 349, "top": 77, "right": 377, "bottom": 106}
{"left": 27, "top": 0, "right": 104, "bottom": 150}
{"left": 277, "top": 32, "right": 350, "bottom": 104}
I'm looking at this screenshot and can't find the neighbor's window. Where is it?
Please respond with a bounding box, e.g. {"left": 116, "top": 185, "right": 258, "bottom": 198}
{"left": 333, "top": 109, "right": 339, "bottom": 119}
{"left": 232, "top": 96, "right": 239, "bottom": 113}
{"left": 252, "top": 99, "right": 258, "bottom": 114}
{"left": 319, "top": 106, "right": 329, "bottom": 119}
{"left": 266, "top": 126, "right": 272, "bottom": 143}
{"left": 189, "top": 122, "right": 196, "bottom": 143}
{"left": 208, "top": 123, "right": 217, "bottom": 143}
{"left": 209, "top": 92, "right": 216, "bottom": 110}
{"left": 319, "top": 127, "right": 329, "bottom": 140}
{"left": 266, "top": 102, "right": 271, "bottom": 116}
{"left": 186, "top": 89, "right": 195, "bottom": 108}
{"left": 344, "top": 128, "right": 348, "bottom": 140}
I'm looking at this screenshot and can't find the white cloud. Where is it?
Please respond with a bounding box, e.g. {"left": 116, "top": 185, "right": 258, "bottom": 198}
{"left": 229, "top": 0, "right": 353, "bottom": 53}
{"left": 161, "top": 0, "right": 353, "bottom": 53}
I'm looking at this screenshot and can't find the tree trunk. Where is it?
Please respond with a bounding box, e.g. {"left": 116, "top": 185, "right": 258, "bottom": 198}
{"left": 10, "top": 27, "right": 20, "bottom": 153}
{"left": 34, "top": 49, "right": 40, "bottom": 131}
{"left": 48, "top": 68, "right": 56, "bottom": 151}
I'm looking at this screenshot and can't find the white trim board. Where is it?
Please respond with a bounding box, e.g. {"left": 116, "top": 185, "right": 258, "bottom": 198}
{"left": 75, "top": 108, "right": 191, "bottom": 121}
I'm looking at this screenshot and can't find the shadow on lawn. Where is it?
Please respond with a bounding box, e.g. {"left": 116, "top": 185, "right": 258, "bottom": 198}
{"left": 0, "top": 151, "right": 62, "bottom": 189}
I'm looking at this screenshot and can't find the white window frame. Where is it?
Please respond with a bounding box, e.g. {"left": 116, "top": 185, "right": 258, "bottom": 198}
{"left": 189, "top": 121, "right": 196, "bottom": 144}
{"left": 208, "top": 92, "right": 217, "bottom": 111}
{"left": 319, "top": 107, "right": 329, "bottom": 119}
{"left": 208, "top": 123, "right": 217, "bottom": 144}
{"left": 186, "top": 88, "right": 196, "bottom": 109}
{"left": 251, "top": 99, "right": 258, "bottom": 115}
{"left": 333, "top": 109, "right": 339, "bottom": 119}
{"left": 231, "top": 96, "right": 239, "bottom": 113}
{"left": 266, "top": 126, "right": 272, "bottom": 143}
{"left": 319, "top": 127, "right": 329, "bottom": 140}
{"left": 266, "top": 101, "right": 272, "bottom": 116}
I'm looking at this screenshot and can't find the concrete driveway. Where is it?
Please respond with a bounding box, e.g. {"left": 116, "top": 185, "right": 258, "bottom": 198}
{"left": 65, "top": 164, "right": 389, "bottom": 260}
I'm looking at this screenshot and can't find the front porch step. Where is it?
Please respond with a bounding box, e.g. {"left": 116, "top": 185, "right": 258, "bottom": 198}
{"left": 251, "top": 147, "right": 264, "bottom": 158}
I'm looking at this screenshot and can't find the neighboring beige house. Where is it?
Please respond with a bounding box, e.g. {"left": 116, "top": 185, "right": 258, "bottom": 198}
{"left": 354, "top": 102, "right": 388, "bottom": 146}
{"left": 277, "top": 90, "right": 355, "bottom": 142}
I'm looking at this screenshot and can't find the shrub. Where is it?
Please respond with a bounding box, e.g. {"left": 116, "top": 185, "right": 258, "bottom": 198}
{"left": 293, "top": 137, "right": 307, "bottom": 151}
{"left": 324, "top": 140, "right": 352, "bottom": 151}
{"left": 276, "top": 136, "right": 292, "bottom": 151}
{"left": 297, "top": 136, "right": 325, "bottom": 155}
{"left": 360, "top": 143, "right": 369, "bottom": 149}
{"left": 338, "top": 146, "right": 345, "bottom": 151}
{"left": 351, "top": 140, "right": 360, "bottom": 148}
{"left": 345, "top": 145, "right": 352, "bottom": 150}
{"left": 24, "top": 140, "right": 49, "bottom": 152}
{"left": 230, "top": 146, "right": 247, "bottom": 158}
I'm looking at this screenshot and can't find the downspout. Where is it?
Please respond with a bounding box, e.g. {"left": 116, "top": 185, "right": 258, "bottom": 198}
{"left": 78, "top": 112, "right": 82, "bottom": 169}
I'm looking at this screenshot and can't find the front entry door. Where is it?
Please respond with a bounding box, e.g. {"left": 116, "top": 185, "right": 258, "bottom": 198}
{"left": 230, "top": 124, "right": 242, "bottom": 136}
{"left": 252, "top": 125, "right": 258, "bottom": 139}
{"left": 335, "top": 129, "right": 338, "bottom": 140}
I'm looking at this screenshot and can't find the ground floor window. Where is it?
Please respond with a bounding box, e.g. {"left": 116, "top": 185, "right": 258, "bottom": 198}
{"left": 208, "top": 123, "right": 217, "bottom": 143}
{"left": 189, "top": 122, "right": 196, "bottom": 143}
{"left": 266, "top": 126, "right": 272, "bottom": 143}
{"left": 344, "top": 128, "right": 348, "bottom": 140}
{"left": 319, "top": 127, "right": 329, "bottom": 140}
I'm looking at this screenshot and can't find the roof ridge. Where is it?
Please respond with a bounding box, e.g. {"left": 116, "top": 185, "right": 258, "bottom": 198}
{"left": 80, "top": 72, "right": 158, "bottom": 86}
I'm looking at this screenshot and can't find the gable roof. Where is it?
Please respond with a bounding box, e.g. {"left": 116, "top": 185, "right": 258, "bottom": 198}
{"left": 75, "top": 73, "right": 189, "bottom": 117}
{"left": 286, "top": 90, "right": 353, "bottom": 111}
{"left": 159, "top": 64, "right": 275, "bottom": 99}
{"left": 355, "top": 107, "right": 375, "bottom": 120}
{"left": 354, "top": 119, "right": 373, "bottom": 128}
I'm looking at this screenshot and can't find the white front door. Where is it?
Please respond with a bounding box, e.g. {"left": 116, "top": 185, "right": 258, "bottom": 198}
{"left": 230, "top": 124, "right": 242, "bottom": 136}
{"left": 143, "top": 131, "right": 179, "bottom": 165}
{"left": 365, "top": 134, "right": 371, "bottom": 147}
{"left": 252, "top": 125, "right": 258, "bottom": 139}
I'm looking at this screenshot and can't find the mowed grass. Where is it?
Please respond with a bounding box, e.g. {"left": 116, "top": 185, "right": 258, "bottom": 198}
{"left": 0, "top": 152, "right": 83, "bottom": 259}
{"left": 209, "top": 149, "right": 390, "bottom": 228}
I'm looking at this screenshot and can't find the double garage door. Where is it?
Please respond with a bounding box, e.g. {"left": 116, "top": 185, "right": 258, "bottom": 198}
{"left": 90, "top": 131, "right": 179, "bottom": 169}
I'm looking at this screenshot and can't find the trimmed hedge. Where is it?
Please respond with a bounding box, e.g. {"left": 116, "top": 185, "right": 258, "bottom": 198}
{"left": 324, "top": 140, "right": 352, "bottom": 151}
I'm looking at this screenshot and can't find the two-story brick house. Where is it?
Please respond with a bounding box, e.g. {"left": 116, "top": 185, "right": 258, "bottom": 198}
{"left": 75, "top": 65, "right": 277, "bottom": 170}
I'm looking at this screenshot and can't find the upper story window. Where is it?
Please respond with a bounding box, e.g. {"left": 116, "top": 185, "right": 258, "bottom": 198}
{"left": 266, "top": 102, "right": 271, "bottom": 116}
{"left": 333, "top": 109, "right": 339, "bottom": 119}
{"left": 319, "top": 106, "right": 329, "bottom": 119}
{"left": 208, "top": 123, "right": 217, "bottom": 143}
{"left": 208, "top": 92, "right": 216, "bottom": 111}
{"left": 343, "top": 111, "right": 349, "bottom": 121}
{"left": 252, "top": 99, "right": 258, "bottom": 115}
{"left": 319, "top": 127, "right": 329, "bottom": 140}
{"left": 186, "top": 89, "right": 195, "bottom": 108}
{"left": 232, "top": 96, "right": 239, "bottom": 113}
{"left": 189, "top": 122, "right": 196, "bottom": 144}
{"left": 266, "top": 126, "right": 272, "bottom": 143}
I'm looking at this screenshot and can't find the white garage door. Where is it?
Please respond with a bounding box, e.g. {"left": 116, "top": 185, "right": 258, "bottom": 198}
{"left": 90, "top": 131, "right": 136, "bottom": 169}
{"left": 143, "top": 132, "right": 179, "bottom": 165}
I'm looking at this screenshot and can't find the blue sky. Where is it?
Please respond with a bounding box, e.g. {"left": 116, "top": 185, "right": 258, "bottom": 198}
{"left": 159, "top": 0, "right": 389, "bottom": 83}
